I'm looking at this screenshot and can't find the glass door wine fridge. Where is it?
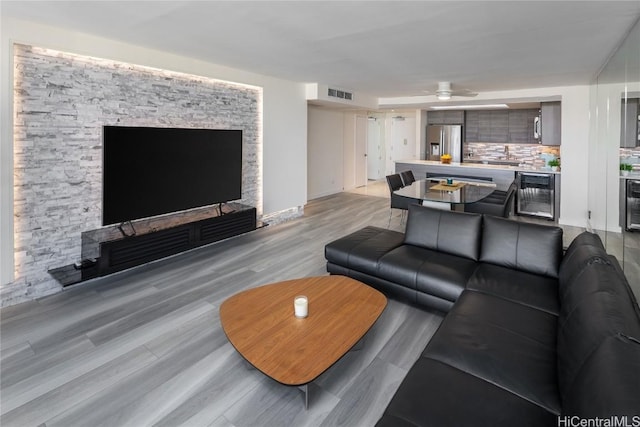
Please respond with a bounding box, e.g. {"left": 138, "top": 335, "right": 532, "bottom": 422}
{"left": 516, "top": 172, "right": 555, "bottom": 220}
{"left": 627, "top": 179, "right": 640, "bottom": 231}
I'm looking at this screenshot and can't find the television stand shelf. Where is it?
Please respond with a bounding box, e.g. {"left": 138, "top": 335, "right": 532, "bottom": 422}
{"left": 49, "top": 204, "right": 257, "bottom": 287}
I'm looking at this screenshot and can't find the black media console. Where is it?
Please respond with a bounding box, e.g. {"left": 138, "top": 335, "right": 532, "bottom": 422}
{"left": 49, "top": 205, "right": 257, "bottom": 287}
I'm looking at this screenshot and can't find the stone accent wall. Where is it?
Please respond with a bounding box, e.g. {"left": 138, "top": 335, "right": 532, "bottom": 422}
{"left": 5, "top": 44, "right": 263, "bottom": 306}
{"left": 261, "top": 206, "right": 304, "bottom": 226}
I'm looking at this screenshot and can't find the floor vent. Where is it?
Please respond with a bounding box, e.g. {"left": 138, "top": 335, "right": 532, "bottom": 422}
{"left": 328, "top": 88, "right": 353, "bottom": 101}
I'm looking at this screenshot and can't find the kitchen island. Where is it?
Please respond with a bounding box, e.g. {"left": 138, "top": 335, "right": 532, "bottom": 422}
{"left": 396, "top": 160, "right": 560, "bottom": 188}
{"left": 395, "top": 160, "right": 561, "bottom": 220}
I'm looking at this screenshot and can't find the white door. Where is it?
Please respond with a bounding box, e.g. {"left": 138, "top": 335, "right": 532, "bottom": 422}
{"left": 367, "top": 117, "right": 383, "bottom": 180}
{"left": 355, "top": 115, "right": 367, "bottom": 187}
{"left": 389, "top": 116, "right": 417, "bottom": 175}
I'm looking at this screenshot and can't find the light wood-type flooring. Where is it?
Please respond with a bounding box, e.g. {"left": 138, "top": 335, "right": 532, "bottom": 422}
{"left": 0, "top": 189, "right": 444, "bottom": 427}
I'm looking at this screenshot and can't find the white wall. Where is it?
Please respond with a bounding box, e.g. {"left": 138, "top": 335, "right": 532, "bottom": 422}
{"left": 307, "top": 107, "right": 373, "bottom": 198}
{"left": 343, "top": 114, "right": 357, "bottom": 191}
{"left": 417, "top": 110, "right": 428, "bottom": 159}
{"left": 307, "top": 106, "right": 344, "bottom": 199}
{"left": 556, "top": 86, "right": 591, "bottom": 229}
{"left": 309, "top": 109, "right": 420, "bottom": 183}
{"left": 0, "top": 17, "right": 307, "bottom": 287}
{"left": 262, "top": 81, "right": 308, "bottom": 214}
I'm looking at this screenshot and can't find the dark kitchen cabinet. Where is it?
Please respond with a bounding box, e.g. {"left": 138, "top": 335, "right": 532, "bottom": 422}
{"left": 490, "top": 110, "right": 509, "bottom": 142}
{"left": 540, "top": 101, "right": 561, "bottom": 146}
{"left": 465, "top": 110, "right": 479, "bottom": 141}
{"left": 427, "top": 111, "right": 444, "bottom": 125}
{"left": 465, "top": 107, "right": 554, "bottom": 144}
{"left": 465, "top": 110, "right": 511, "bottom": 143}
{"left": 621, "top": 98, "right": 639, "bottom": 148}
{"left": 477, "top": 111, "right": 492, "bottom": 141}
{"left": 508, "top": 109, "right": 539, "bottom": 144}
{"left": 428, "top": 110, "right": 464, "bottom": 125}
{"left": 465, "top": 110, "right": 490, "bottom": 141}
{"left": 465, "top": 111, "right": 481, "bottom": 141}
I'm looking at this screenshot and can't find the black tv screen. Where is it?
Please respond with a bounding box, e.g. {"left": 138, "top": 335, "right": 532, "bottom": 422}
{"left": 102, "top": 126, "right": 242, "bottom": 226}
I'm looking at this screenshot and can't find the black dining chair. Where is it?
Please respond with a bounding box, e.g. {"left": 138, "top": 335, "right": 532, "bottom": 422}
{"left": 465, "top": 181, "right": 517, "bottom": 218}
{"left": 399, "top": 170, "right": 415, "bottom": 187}
{"left": 386, "top": 174, "right": 413, "bottom": 227}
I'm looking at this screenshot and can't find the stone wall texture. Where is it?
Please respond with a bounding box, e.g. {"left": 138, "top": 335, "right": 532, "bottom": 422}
{"left": 4, "top": 44, "right": 263, "bottom": 306}
{"left": 464, "top": 142, "right": 560, "bottom": 169}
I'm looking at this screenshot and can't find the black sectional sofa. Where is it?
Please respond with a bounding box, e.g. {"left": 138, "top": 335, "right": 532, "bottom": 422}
{"left": 325, "top": 204, "right": 640, "bottom": 426}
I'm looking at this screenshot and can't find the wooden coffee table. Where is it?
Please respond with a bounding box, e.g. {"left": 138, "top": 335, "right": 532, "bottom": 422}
{"left": 219, "top": 276, "right": 387, "bottom": 408}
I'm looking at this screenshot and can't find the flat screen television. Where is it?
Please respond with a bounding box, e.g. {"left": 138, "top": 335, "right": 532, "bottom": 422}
{"left": 102, "top": 126, "right": 242, "bottom": 226}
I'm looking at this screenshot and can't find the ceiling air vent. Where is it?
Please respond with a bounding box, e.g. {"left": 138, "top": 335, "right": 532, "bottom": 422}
{"left": 328, "top": 88, "right": 353, "bottom": 101}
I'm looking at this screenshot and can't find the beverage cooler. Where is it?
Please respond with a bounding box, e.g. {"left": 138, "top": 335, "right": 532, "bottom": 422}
{"left": 516, "top": 172, "right": 555, "bottom": 220}
{"left": 627, "top": 179, "right": 640, "bottom": 231}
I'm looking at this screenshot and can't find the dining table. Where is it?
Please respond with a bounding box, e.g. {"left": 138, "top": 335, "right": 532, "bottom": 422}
{"left": 394, "top": 177, "right": 496, "bottom": 211}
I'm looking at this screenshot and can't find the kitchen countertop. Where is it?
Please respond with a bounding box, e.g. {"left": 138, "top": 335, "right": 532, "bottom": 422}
{"left": 396, "top": 159, "right": 561, "bottom": 174}
{"left": 620, "top": 173, "right": 640, "bottom": 180}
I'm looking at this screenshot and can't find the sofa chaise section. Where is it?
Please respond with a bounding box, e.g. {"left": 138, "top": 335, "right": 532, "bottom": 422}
{"left": 324, "top": 204, "right": 640, "bottom": 426}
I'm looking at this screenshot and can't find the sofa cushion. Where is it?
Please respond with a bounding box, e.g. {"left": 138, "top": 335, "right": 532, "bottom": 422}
{"left": 377, "top": 245, "right": 477, "bottom": 303}
{"left": 415, "top": 251, "right": 478, "bottom": 302}
{"left": 423, "top": 291, "right": 561, "bottom": 414}
{"left": 377, "top": 358, "right": 557, "bottom": 427}
{"left": 404, "top": 205, "right": 483, "bottom": 261}
{"left": 480, "top": 215, "right": 563, "bottom": 278}
{"left": 560, "top": 334, "right": 640, "bottom": 417}
{"left": 467, "top": 263, "right": 559, "bottom": 315}
{"left": 324, "top": 226, "right": 404, "bottom": 276}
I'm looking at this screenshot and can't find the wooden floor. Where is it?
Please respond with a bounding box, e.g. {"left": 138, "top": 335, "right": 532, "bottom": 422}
{"left": 3, "top": 182, "right": 638, "bottom": 427}
{"left": 0, "top": 190, "right": 444, "bottom": 427}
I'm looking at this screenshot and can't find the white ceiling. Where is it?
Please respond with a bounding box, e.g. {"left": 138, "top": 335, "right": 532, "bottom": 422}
{"left": 3, "top": 1, "right": 640, "bottom": 99}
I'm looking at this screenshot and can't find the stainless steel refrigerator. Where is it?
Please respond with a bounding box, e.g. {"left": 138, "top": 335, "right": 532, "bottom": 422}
{"left": 426, "top": 125, "right": 462, "bottom": 162}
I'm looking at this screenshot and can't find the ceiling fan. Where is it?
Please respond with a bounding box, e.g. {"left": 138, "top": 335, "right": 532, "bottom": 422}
{"left": 425, "top": 82, "right": 478, "bottom": 100}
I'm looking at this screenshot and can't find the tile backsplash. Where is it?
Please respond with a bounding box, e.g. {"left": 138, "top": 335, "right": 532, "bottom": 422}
{"left": 465, "top": 142, "right": 560, "bottom": 169}
{"left": 620, "top": 147, "right": 640, "bottom": 170}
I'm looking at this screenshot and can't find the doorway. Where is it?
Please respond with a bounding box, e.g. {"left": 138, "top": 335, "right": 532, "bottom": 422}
{"left": 388, "top": 115, "right": 417, "bottom": 175}
{"left": 367, "top": 115, "right": 385, "bottom": 180}
{"left": 355, "top": 115, "right": 368, "bottom": 187}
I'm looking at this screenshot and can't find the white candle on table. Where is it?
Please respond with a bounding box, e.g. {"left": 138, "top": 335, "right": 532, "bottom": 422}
{"left": 294, "top": 296, "right": 308, "bottom": 318}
